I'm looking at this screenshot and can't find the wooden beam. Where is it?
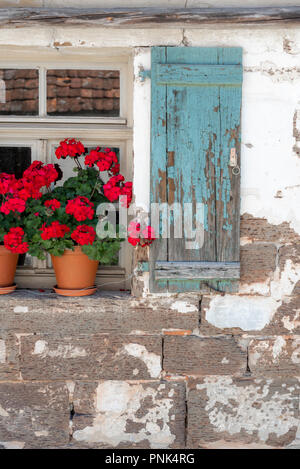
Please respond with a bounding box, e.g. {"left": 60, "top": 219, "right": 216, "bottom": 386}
{"left": 0, "top": 7, "right": 300, "bottom": 29}
{"left": 155, "top": 261, "right": 240, "bottom": 280}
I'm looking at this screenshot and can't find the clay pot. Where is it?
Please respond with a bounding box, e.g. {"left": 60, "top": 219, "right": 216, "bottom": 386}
{"left": 0, "top": 245, "right": 19, "bottom": 289}
{"left": 51, "top": 246, "right": 99, "bottom": 296}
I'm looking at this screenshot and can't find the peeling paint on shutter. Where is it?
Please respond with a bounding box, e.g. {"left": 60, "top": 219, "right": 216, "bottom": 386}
{"left": 149, "top": 47, "right": 243, "bottom": 293}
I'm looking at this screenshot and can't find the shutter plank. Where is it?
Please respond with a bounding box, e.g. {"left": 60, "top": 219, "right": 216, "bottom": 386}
{"left": 150, "top": 47, "right": 168, "bottom": 293}
{"left": 156, "top": 64, "right": 243, "bottom": 86}
{"left": 155, "top": 261, "right": 240, "bottom": 280}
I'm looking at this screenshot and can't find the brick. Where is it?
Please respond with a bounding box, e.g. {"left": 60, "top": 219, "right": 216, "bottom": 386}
{"left": 0, "top": 382, "right": 70, "bottom": 448}
{"left": 187, "top": 377, "right": 299, "bottom": 449}
{"left": 0, "top": 332, "right": 19, "bottom": 381}
{"left": 241, "top": 213, "right": 300, "bottom": 244}
{"left": 164, "top": 336, "right": 246, "bottom": 376}
{"left": 20, "top": 334, "right": 162, "bottom": 380}
{"left": 0, "top": 291, "right": 199, "bottom": 335}
{"left": 278, "top": 244, "right": 300, "bottom": 270}
{"left": 248, "top": 336, "right": 300, "bottom": 375}
{"left": 72, "top": 380, "right": 185, "bottom": 449}
{"left": 240, "top": 243, "right": 277, "bottom": 284}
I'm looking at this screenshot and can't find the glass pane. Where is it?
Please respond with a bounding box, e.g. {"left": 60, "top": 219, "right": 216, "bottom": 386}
{"left": 0, "top": 146, "right": 32, "bottom": 266}
{"left": 0, "top": 69, "right": 39, "bottom": 115}
{"left": 0, "top": 146, "right": 31, "bottom": 179}
{"left": 47, "top": 70, "right": 120, "bottom": 117}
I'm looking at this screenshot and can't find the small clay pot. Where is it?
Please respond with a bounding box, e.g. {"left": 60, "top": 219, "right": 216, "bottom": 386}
{"left": 0, "top": 245, "right": 19, "bottom": 289}
{"left": 51, "top": 246, "right": 99, "bottom": 295}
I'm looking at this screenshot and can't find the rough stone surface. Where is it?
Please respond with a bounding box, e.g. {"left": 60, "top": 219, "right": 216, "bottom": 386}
{"left": 20, "top": 334, "right": 162, "bottom": 380}
{"left": 0, "top": 332, "right": 20, "bottom": 381}
{"left": 248, "top": 336, "right": 300, "bottom": 375}
{"left": 0, "top": 383, "right": 70, "bottom": 449}
{"left": 187, "top": 377, "right": 300, "bottom": 449}
{"left": 0, "top": 291, "right": 199, "bottom": 335}
{"left": 72, "top": 380, "right": 186, "bottom": 449}
{"left": 164, "top": 336, "right": 247, "bottom": 376}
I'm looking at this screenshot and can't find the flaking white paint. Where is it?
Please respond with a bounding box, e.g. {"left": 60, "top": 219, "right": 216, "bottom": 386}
{"left": 205, "top": 296, "right": 279, "bottom": 331}
{"left": 123, "top": 343, "right": 161, "bottom": 378}
{"left": 197, "top": 376, "right": 299, "bottom": 443}
{"left": 170, "top": 301, "right": 198, "bottom": 314}
{"left": 73, "top": 381, "right": 176, "bottom": 448}
{"left": 0, "top": 339, "right": 6, "bottom": 364}
{"left": 14, "top": 306, "right": 28, "bottom": 313}
{"left": 33, "top": 339, "right": 87, "bottom": 358}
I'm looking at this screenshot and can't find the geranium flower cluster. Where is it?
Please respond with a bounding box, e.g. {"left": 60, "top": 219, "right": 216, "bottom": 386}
{"left": 65, "top": 196, "right": 94, "bottom": 222}
{"left": 127, "top": 221, "right": 156, "bottom": 247}
{"left": 40, "top": 221, "right": 70, "bottom": 241}
{"left": 71, "top": 225, "right": 96, "bottom": 246}
{"left": 85, "top": 148, "right": 119, "bottom": 175}
{"left": 3, "top": 227, "right": 29, "bottom": 254}
{"left": 44, "top": 199, "right": 61, "bottom": 211}
{"left": 55, "top": 138, "right": 86, "bottom": 159}
{"left": 103, "top": 175, "right": 133, "bottom": 208}
{"left": 0, "top": 162, "right": 59, "bottom": 216}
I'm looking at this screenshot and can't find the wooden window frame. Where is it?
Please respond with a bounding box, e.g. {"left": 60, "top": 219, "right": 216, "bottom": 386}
{"left": 0, "top": 46, "right": 133, "bottom": 291}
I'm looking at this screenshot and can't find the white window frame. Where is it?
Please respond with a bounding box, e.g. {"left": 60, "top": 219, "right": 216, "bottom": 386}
{"left": 0, "top": 46, "right": 133, "bottom": 291}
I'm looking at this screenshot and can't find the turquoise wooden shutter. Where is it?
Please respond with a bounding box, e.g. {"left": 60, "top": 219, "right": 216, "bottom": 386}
{"left": 149, "top": 47, "right": 243, "bottom": 293}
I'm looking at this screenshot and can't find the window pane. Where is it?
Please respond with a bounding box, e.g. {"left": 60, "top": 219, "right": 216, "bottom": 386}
{"left": 0, "top": 69, "right": 39, "bottom": 115}
{"left": 0, "top": 146, "right": 32, "bottom": 266}
{"left": 0, "top": 146, "right": 31, "bottom": 179}
{"left": 47, "top": 70, "right": 120, "bottom": 117}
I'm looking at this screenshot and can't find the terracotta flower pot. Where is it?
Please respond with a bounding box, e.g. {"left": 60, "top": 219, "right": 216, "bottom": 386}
{"left": 51, "top": 246, "right": 99, "bottom": 296}
{"left": 0, "top": 245, "right": 19, "bottom": 290}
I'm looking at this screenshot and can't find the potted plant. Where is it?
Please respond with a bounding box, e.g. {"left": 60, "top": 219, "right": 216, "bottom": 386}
{"left": 0, "top": 163, "right": 58, "bottom": 293}
{"left": 0, "top": 138, "right": 155, "bottom": 296}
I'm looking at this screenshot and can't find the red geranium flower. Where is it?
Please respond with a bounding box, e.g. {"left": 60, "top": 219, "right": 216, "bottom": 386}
{"left": 71, "top": 225, "right": 96, "bottom": 246}
{"left": 40, "top": 221, "right": 70, "bottom": 240}
{"left": 84, "top": 148, "right": 118, "bottom": 174}
{"left": 0, "top": 173, "right": 17, "bottom": 195}
{"left": 55, "top": 138, "right": 85, "bottom": 159}
{"left": 44, "top": 199, "right": 61, "bottom": 211}
{"left": 4, "top": 227, "right": 29, "bottom": 254}
{"left": 65, "top": 196, "right": 94, "bottom": 222}
{"left": 0, "top": 196, "right": 26, "bottom": 215}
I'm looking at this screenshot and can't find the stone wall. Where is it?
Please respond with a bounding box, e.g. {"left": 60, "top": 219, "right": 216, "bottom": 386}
{"left": 0, "top": 19, "right": 299, "bottom": 450}
{"left": 0, "top": 289, "right": 298, "bottom": 449}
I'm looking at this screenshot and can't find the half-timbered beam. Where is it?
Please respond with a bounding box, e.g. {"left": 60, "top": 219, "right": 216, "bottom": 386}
{"left": 0, "top": 7, "right": 299, "bottom": 28}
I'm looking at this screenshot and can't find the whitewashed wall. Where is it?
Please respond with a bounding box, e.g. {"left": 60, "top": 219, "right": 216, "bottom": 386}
{"left": 0, "top": 23, "right": 299, "bottom": 329}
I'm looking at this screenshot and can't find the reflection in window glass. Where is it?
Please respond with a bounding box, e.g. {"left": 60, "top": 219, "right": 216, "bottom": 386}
{"left": 0, "top": 69, "right": 39, "bottom": 115}
{"left": 47, "top": 70, "right": 120, "bottom": 117}
{"left": 0, "top": 146, "right": 32, "bottom": 266}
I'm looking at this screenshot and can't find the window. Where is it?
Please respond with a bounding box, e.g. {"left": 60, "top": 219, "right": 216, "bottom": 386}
{"left": 0, "top": 47, "right": 133, "bottom": 290}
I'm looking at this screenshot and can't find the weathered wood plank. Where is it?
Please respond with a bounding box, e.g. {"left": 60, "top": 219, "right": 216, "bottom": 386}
{"left": 149, "top": 47, "right": 168, "bottom": 293}
{"left": 156, "top": 64, "right": 243, "bottom": 86}
{"left": 155, "top": 261, "right": 240, "bottom": 280}
{"left": 0, "top": 7, "right": 299, "bottom": 28}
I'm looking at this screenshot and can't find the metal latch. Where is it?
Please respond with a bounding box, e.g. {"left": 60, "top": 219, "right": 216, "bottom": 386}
{"left": 229, "top": 148, "right": 240, "bottom": 175}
